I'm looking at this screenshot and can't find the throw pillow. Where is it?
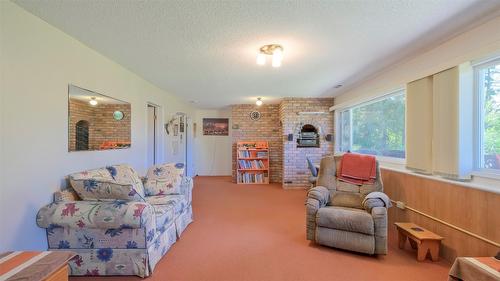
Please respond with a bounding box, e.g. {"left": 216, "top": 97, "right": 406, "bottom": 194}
{"left": 144, "top": 163, "right": 185, "bottom": 196}
{"left": 69, "top": 164, "right": 146, "bottom": 201}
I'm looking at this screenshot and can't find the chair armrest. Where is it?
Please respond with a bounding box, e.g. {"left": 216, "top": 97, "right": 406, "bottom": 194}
{"left": 307, "top": 186, "right": 329, "bottom": 207}
{"left": 371, "top": 206, "right": 388, "bottom": 254}
{"left": 305, "top": 186, "right": 329, "bottom": 240}
{"left": 362, "top": 191, "right": 391, "bottom": 212}
{"left": 36, "top": 200, "right": 155, "bottom": 230}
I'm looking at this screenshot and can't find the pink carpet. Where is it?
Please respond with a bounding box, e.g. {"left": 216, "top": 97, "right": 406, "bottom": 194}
{"left": 72, "top": 176, "right": 450, "bottom": 281}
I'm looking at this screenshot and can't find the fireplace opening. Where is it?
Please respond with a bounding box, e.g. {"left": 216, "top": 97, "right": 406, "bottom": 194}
{"left": 297, "top": 124, "right": 320, "bottom": 148}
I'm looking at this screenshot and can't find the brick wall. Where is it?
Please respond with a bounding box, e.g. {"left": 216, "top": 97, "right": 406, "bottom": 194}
{"left": 280, "top": 98, "right": 334, "bottom": 189}
{"left": 231, "top": 104, "right": 282, "bottom": 183}
{"left": 69, "top": 99, "right": 131, "bottom": 150}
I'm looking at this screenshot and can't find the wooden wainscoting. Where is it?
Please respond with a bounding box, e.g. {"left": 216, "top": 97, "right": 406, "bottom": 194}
{"left": 381, "top": 168, "right": 500, "bottom": 263}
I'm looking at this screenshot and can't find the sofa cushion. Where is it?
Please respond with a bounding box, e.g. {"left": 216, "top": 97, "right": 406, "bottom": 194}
{"left": 146, "top": 195, "right": 186, "bottom": 212}
{"left": 36, "top": 200, "right": 154, "bottom": 230}
{"left": 144, "top": 163, "right": 185, "bottom": 196}
{"left": 316, "top": 206, "right": 374, "bottom": 235}
{"left": 146, "top": 194, "right": 187, "bottom": 231}
{"left": 335, "top": 180, "right": 360, "bottom": 193}
{"left": 69, "top": 164, "right": 145, "bottom": 201}
{"left": 330, "top": 191, "right": 364, "bottom": 209}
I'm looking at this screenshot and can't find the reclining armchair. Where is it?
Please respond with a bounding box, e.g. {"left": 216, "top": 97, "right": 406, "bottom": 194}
{"left": 306, "top": 155, "right": 388, "bottom": 255}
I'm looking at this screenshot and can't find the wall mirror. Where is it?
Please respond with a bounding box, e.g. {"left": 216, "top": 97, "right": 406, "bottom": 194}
{"left": 68, "top": 84, "right": 131, "bottom": 152}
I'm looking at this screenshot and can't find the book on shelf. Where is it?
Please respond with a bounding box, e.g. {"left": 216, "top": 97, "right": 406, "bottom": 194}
{"left": 238, "top": 150, "right": 250, "bottom": 158}
{"left": 238, "top": 160, "right": 265, "bottom": 169}
{"left": 237, "top": 150, "right": 268, "bottom": 158}
{"left": 256, "top": 151, "right": 268, "bottom": 158}
{"left": 238, "top": 172, "right": 267, "bottom": 183}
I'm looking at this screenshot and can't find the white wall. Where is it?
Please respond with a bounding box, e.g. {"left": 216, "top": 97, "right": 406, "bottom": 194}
{"left": 334, "top": 15, "right": 500, "bottom": 106}
{"left": 193, "top": 108, "right": 232, "bottom": 176}
{"left": 0, "top": 1, "right": 195, "bottom": 251}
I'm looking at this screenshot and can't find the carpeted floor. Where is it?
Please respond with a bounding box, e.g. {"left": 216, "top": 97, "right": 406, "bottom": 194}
{"left": 73, "top": 176, "right": 451, "bottom": 281}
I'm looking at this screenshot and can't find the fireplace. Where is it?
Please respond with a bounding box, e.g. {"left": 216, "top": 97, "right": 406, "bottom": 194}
{"left": 297, "top": 124, "right": 320, "bottom": 148}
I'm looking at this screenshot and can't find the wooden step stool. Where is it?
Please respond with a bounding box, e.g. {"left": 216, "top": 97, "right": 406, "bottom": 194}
{"left": 394, "top": 222, "right": 444, "bottom": 262}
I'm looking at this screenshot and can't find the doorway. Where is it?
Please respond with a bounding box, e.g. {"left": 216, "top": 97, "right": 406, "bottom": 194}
{"left": 172, "top": 113, "right": 194, "bottom": 176}
{"left": 75, "top": 120, "right": 89, "bottom": 151}
{"left": 147, "top": 104, "right": 160, "bottom": 167}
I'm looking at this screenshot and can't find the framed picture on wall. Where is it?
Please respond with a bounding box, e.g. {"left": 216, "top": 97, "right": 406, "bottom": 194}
{"left": 203, "top": 118, "right": 229, "bottom": 136}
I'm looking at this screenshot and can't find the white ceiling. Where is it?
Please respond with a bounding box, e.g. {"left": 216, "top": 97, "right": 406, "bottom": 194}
{"left": 14, "top": 0, "right": 500, "bottom": 108}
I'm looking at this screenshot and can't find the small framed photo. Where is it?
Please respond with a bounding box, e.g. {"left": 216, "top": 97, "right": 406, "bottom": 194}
{"left": 203, "top": 118, "right": 229, "bottom": 136}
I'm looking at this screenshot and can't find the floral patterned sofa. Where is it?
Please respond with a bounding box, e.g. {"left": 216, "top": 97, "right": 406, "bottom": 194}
{"left": 36, "top": 163, "right": 193, "bottom": 277}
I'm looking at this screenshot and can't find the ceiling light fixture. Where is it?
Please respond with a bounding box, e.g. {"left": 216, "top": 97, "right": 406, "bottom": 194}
{"left": 256, "top": 44, "right": 284, "bottom": 68}
{"left": 256, "top": 53, "right": 266, "bottom": 65}
{"left": 256, "top": 97, "right": 263, "bottom": 106}
{"left": 89, "top": 97, "right": 98, "bottom": 106}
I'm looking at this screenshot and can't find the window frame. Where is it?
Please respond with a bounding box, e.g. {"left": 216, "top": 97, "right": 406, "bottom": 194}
{"left": 335, "top": 89, "right": 406, "bottom": 162}
{"left": 473, "top": 57, "right": 500, "bottom": 175}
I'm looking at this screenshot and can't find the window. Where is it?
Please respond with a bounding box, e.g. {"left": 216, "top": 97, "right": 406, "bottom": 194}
{"left": 338, "top": 90, "right": 406, "bottom": 159}
{"left": 475, "top": 59, "right": 500, "bottom": 171}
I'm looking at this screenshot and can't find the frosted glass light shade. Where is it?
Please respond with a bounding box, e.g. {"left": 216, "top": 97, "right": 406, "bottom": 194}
{"left": 256, "top": 53, "right": 266, "bottom": 65}
{"left": 272, "top": 49, "right": 283, "bottom": 67}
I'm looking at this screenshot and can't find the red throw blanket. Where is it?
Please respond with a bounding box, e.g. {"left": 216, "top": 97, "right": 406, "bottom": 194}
{"left": 338, "top": 153, "right": 376, "bottom": 185}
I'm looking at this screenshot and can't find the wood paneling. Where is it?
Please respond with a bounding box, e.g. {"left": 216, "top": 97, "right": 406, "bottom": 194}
{"left": 382, "top": 168, "right": 500, "bottom": 262}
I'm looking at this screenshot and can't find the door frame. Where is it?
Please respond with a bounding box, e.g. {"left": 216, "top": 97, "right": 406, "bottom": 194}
{"left": 185, "top": 115, "right": 195, "bottom": 177}
{"left": 146, "top": 102, "right": 164, "bottom": 166}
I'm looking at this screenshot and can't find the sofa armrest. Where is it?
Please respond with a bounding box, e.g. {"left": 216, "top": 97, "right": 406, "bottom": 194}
{"left": 53, "top": 189, "right": 80, "bottom": 203}
{"left": 371, "top": 206, "right": 388, "bottom": 255}
{"left": 36, "top": 200, "right": 155, "bottom": 230}
{"left": 180, "top": 177, "right": 193, "bottom": 205}
{"left": 305, "top": 186, "right": 329, "bottom": 240}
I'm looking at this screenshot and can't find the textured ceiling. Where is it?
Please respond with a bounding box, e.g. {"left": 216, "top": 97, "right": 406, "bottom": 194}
{"left": 14, "top": 0, "right": 500, "bottom": 108}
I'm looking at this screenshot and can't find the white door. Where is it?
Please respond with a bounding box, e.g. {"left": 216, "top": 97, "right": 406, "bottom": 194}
{"left": 147, "top": 104, "right": 157, "bottom": 167}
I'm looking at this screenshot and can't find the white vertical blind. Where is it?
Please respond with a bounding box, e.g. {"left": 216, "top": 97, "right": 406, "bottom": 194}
{"left": 432, "top": 67, "right": 460, "bottom": 178}
{"left": 406, "top": 76, "right": 433, "bottom": 173}
{"left": 405, "top": 64, "right": 473, "bottom": 180}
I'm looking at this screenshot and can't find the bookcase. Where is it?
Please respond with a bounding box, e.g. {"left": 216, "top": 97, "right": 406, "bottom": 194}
{"left": 236, "top": 141, "right": 270, "bottom": 184}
